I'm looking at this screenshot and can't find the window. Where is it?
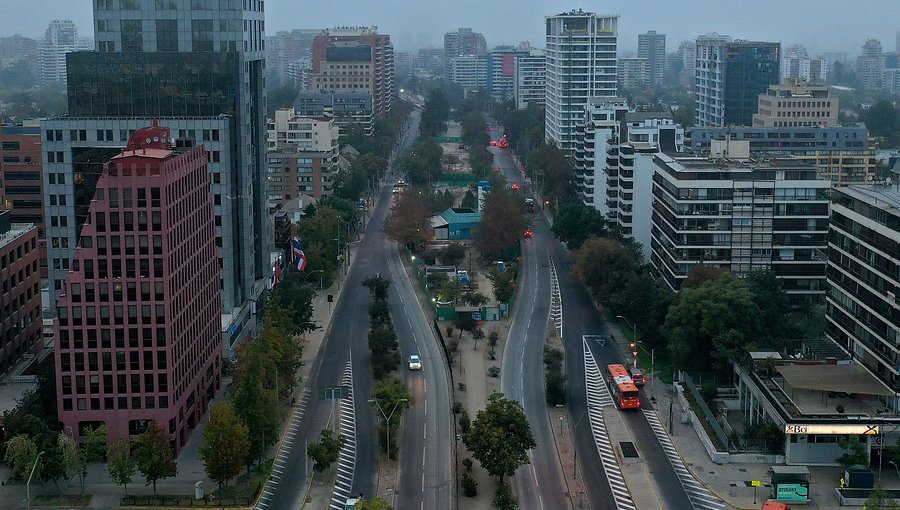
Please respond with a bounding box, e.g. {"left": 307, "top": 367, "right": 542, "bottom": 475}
{"left": 121, "top": 20, "right": 143, "bottom": 52}
{"left": 156, "top": 20, "right": 178, "bottom": 52}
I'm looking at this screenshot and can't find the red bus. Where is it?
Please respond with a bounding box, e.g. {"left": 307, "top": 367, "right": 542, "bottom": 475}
{"left": 606, "top": 364, "right": 641, "bottom": 409}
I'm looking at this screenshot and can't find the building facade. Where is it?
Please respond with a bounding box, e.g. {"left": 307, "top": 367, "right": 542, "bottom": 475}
{"left": 294, "top": 90, "right": 374, "bottom": 138}
{"left": 545, "top": 9, "right": 619, "bottom": 150}
{"left": 265, "top": 29, "right": 319, "bottom": 85}
{"left": 857, "top": 39, "right": 885, "bottom": 91}
{"left": 638, "top": 31, "right": 666, "bottom": 86}
{"left": 514, "top": 49, "right": 545, "bottom": 110}
{"left": 443, "top": 28, "right": 487, "bottom": 59}
{"left": 0, "top": 211, "right": 42, "bottom": 376}
{"left": 44, "top": 0, "right": 269, "bottom": 351}
{"left": 695, "top": 39, "right": 780, "bottom": 127}
{"left": 0, "top": 120, "right": 45, "bottom": 277}
{"left": 309, "top": 44, "right": 374, "bottom": 96}
{"left": 573, "top": 97, "right": 630, "bottom": 213}
{"left": 53, "top": 122, "right": 222, "bottom": 451}
{"left": 825, "top": 184, "right": 900, "bottom": 394}
{"left": 650, "top": 150, "right": 829, "bottom": 300}
{"left": 312, "top": 27, "right": 393, "bottom": 117}
{"left": 752, "top": 81, "right": 838, "bottom": 128}
{"left": 447, "top": 54, "right": 487, "bottom": 91}
{"left": 266, "top": 109, "right": 339, "bottom": 205}
{"left": 617, "top": 57, "right": 649, "bottom": 89}
{"left": 487, "top": 46, "right": 521, "bottom": 103}
{"left": 780, "top": 45, "right": 827, "bottom": 84}
{"left": 689, "top": 126, "right": 875, "bottom": 185}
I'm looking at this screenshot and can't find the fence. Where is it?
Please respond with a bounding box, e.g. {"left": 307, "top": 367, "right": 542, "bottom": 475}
{"left": 682, "top": 372, "right": 733, "bottom": 452}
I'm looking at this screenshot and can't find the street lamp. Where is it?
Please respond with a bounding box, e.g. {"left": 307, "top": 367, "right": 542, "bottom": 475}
{"left": 571, "top": 406, "right": 597, "bottom": 479}
{"left": 368, "top": 398, "right": 408, "bottom": 458}
{"left": 26, "top": 451, "right": 44, "bottom": 510}
{"left": 618, "top": 314, "right": 655, "bottom": 397}
{"left": 299, "top": 269, "right": 325, "bottom": 290}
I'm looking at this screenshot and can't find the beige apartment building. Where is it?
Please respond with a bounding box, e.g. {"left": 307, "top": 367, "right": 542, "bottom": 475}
{"left": 753, "top": 80, "right": 838, "bottom": 128}
{"left": 266, "top": 108, "right": 339, "bottom": 206}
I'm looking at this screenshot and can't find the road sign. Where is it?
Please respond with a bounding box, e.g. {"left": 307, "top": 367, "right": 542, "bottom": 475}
{"left": 472, "top": 312, "right": 481, "bottom": 321}
{"left": 751, "top": 480, "right": 761, "bottom": 487}
{"left": 319, "top": 385, "right": 351, "bottom": 400}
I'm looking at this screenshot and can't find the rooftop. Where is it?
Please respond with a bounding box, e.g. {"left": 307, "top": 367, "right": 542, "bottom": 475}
{"left": 838, "top": 184, "right": 900, "bottom": 212}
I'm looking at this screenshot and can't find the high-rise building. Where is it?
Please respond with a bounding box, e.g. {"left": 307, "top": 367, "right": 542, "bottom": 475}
{"left": 885, "top": 68, "right": 900, "bottom": 94}
{"left": 312, "top": 27, "right": 394, "bottom": 117}
{"left": 638, "top": 31, "right": 666, "bottom": 86}
{"left": 310, "top": 44, "right": 375, "bottom": 96}
{"left": 544, "top": 9, "right": 619, "bottom": 150}
{"left": 650, "top": 147, "right": 829, "bottom": 299}
{"left": 825, "top": 184, "right": 900, "bottom": 391}
{"left": 487, "top": 46, "right": 524, "bottom": 103}
{"left": 266, "top": 108, "right": 339, "bottom": 205}
{"left": 780, "top": 44, "right": 827, "bottom": 84}
{"left": 514, "top": 49, "right": 546, "bottom": 110}
{"left": 43, "top": 0, "right": 269, "bottom": 351}
{"left": 695, "top": 39, "right": 780, "bottom": 127}
{"left": 39, "top": 20, "right": 90, "bottom": 84}
{"left": 294, "top": 90, "right": 374, "bottom": 138}
{"left": 689, "top": 126, "right": 874, "bottom": 185}
{"left": 0, "top": 210, "right": 42, "bottom": 376}
{"left": 617, "top": 57, "right": 649, "bottom": 89}
{"left": 443, "top": 28, "right": 487, "bottom": 59}
{"left": 447, "top": 54, "right": 488, "bottom": 91}
{"left": 266, "top": 29, "right": 320, "bottom": 85}
{"left": 53, "top": 121, "right": 221, "bottom": 451}
{"left": 857, "top": 39, "right": 885, "bottom": 90}
{"left": 752, "top": 81, "right": 838, "bottom": 128}
{"left": 0, "top": 120, "right": 46, "bottom": 277}
{"left": 415, "top": 48, "right": 445, "bottom": 74}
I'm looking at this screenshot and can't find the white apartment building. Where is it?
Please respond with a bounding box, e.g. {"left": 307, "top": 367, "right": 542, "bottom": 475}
{"left": 265, "top": 108, "right": 339, "bottom": 205}
{"left": 573, "top": 97, "right": 630, "bottom": 213}
{"left": 267, "top": 108, "right": 339, "bottom": 152}
{"left": 638, "top": 30, "right": 666, "bottom": 86}
{"left": 781, "top": 45, "right": 827, "bottom": 84}
{"left": 39, "top": 20, "right": 91, "bottom": 84}
{"left": 514, "top": 49, "right": 545, "bottom": 109}
{"left": 617, "top": 57, "right": 649, "bottom": 89}
{"left": 545, "top": 9, "right": 618, "bottom": 150}
{"left": 448, "top": 54, "right": 487, "bottom": 91}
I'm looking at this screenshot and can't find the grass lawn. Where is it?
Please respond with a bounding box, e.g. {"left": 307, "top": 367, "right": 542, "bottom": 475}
{"left": 35, "top": 494, "right": 93, "bottom": 506}
{"left": 218, "top": 458, "right": 273, "bottom": 499}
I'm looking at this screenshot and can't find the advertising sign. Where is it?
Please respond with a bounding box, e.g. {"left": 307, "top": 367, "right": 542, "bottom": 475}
{"left": 774, "top": 483, "right": 809, "bottom": 502}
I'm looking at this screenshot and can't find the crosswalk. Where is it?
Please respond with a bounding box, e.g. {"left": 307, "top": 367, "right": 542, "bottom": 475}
{"left": 549, "top": 260, "right": 562, "bottom": 337}
{"left": 582, "top": 338, "right": 636, "bottom": 510}
{"left": 643, "top": 410, "right": 726, "bottom": 510}
{"left": 255, "top": 387, "right": 311, "bottom": 510}
{"left": 329, "top": 361, "right": 357, "bottom": 510}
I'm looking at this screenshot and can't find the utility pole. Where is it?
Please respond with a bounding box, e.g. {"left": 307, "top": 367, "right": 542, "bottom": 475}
{"left": 26, "top": 451, "right": 44, "bottom": 510}
{"left": 369, "top": 398, "right": 408, "bottom": 457}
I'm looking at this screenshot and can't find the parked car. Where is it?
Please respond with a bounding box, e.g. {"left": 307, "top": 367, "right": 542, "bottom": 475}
{"left": 408, "top": 354, "right": 422, "bottom": 370}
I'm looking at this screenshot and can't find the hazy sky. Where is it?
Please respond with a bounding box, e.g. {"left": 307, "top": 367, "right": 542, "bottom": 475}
{"left": 3, "top": 0, "right": 899, "bottom": 55}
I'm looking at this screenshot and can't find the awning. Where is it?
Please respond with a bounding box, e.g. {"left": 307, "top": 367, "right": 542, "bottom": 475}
{"left": 775, "top": 364, "right": 895, "bottom": 397}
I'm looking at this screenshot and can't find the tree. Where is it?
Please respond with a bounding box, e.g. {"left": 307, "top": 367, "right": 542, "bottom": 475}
{"left": 383, "top": 192, "right": 432, "bottom": 249}
{"left": 307, "top": 429, "right": 345, "bottom": 472}
{"left": 134, "top": 422, "right": 177, "bottom": 496}
{"left": 474, "top": 189, "right": 525, "bottom": 259}
{"left": 107, "top": 436, "right": 135, "bottom": 495}
{"left": 370, "top": 378, "right": 414, "bottom": 458}
{"left": 440, "top": 243, "right": 467, "bottom": 266}
{"left": 525, "top": 143, "right": 575, "bottom": 202}
{"left": 233, "top": 367, "right": 279, "bottom": 467}
{"left": 835, "top": 436, "right": 869, "bottom": 469}
{"left": 461, "top": 472, "right": 478, "bottom": 497}
{"left": 489, "top": 268, "right": 515, "bottom": 304}
{"left": 4, "top": 434, "right": 39, "bottom": 480}
{"left": 200, "top": 402, "right": 250, "bottom": 497}
{"left": 681, "top": 264, "right": 727, "bottom": 290}
{"left": 865, "top": 488, "right": 900, "bottom": 510}
{"left": 662, "top": 273, "right": 764, "bottom": 371}
{"left": 353, "top": 496, "right": 395, "bottom": 510}
{"left": 551, "top": 197, "right": 607, "bottom": 250}
{"left": 571, "top": 238, "right": 638, "bottom": 307}
{"left": 863, "top": 101, "right": 900, "bottom": 138}
{"left": 463, "top": 393, "right": 536, "bottom": 483}
{"left": 59, "top": 429, "right": 101, "bottom": 496}
{"left": 493, "top": 481, "right": 519, "bottom": 510}
{"left": 609, "top": 271, "right": 674, "bottom": 349}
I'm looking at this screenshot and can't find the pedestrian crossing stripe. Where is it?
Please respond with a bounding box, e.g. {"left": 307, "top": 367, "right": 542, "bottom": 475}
{"left": 329, "top": 361, "right": 357, "bottom": 510}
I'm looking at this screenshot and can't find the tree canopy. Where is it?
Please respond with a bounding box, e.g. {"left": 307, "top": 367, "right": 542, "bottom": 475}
{"left": 571, "top": 238, "right": 639, "bottom": 307}
{"left": 133, "top": 422, "right": 177, "bottom": 496}
{"left": 463, "top": 392, "right": 536, "bottom": 483}
{"left": 551, "top": 197, "right": 608, "bottom": 250}
{"left": 474, "top": 188, "right": 525, "bottom": 259}
{"left": 383, "top": 191, "right": 432, "bottom": 249}
{"left": 200, "top": 402, "right": 250, "bottom": 495}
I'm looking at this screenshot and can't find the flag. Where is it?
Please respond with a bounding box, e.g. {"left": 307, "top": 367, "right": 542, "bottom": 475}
{"left": 292, "top": 237, "right": 308, "bottom": 271}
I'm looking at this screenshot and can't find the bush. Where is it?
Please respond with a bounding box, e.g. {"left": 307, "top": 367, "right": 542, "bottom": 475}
{"left": 494, "top": 482, "right": 518, "bottom": 510}
{"left": 489, "top": 331, "right": 499, "bottom": 347}
{"left": 488, "top": 365, "right": 501, "bottom": 378}
{"left": 462, "top": 472, "right": 478, "bottom": 497}
{"left": 700, "top": 382, "right": 718, "bottom": 403}
{"left": 459, "top": 410, "right": 471, "bottom": 434}
{"left": 452, "top": 402, "right": 463, "bottom": 415}
{"left": 446, "top": 326, "right": 455, "bottom": 338}
{"left": 545, "top": 371, "right": 567, "bottom": 406}
{"left": 462, "top": 458, "right": 473, "bottom": 472}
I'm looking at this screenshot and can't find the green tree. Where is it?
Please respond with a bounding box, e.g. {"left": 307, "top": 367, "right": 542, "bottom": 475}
{"left": 525, "top": 143, "right": 575, "bottom": 202}
{"left": 551, "top": 196, "right": 608, "bottom": 250}
{"left": 672, "top": 102, "right": 695, "bottom": 128}
{"left": 59, "top": 427, "right": 105, "bottom": 496}
{"left": 4, "top": 434, "right": 39, "bottom": 480}
{"left": 662, "top": 273, "right": 764, "bottom": 371}
{"left": 200, "top": 402, "right": 250, "bottom": 497}
{"left": 863, "top": 101, "right": 900, "bottom": 138}
{"left": 489, "top": 268, "right": 515, "bottom": 304}
{"left": 370, "top": 378, "right": 414, "bottom": 458}
{"left": 354, "top": 496, "right": 395, "bottom": 509}
{"left": 493, "top": 481, "right": 519, "bottom": 510}
{"left": 107, "top": 436, "right": 135, "bottom": 495}
{"left": 307, "top": 429, "right": 345, "bottom": 472}
{"left": 835, "top": 436, "right": 869, "bottom": 469}
{"left": 233, "top": 366, "right": 279, "bottom": 467}
{"left": 440, "top": 243, "right": 467, "bottom": 266}
{"left": 571, "top": 238, "right": 638, "bottom": 308}
{"left": 463, "top": 393, "right": 536, "bottom": 483}
{"left": 133, "top": 422, "right": 177, "bottom": 496}
{"left": 865, "top": 487, "right": 900, "bottom": 510}
{"left": 681, "top": 264, "right": 727, "bottom": 290}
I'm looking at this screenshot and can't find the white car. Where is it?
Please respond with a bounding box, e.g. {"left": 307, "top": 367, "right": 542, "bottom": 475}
{"left": 408, "top": 354, "right": 422, "bottom": 370}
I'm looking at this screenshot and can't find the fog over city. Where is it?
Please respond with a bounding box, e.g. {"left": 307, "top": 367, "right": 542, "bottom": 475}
{"left": 2, "top": 0, "right": 900, "bottom": 54}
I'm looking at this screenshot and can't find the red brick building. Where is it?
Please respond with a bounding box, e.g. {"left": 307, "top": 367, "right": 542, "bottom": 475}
{"left": 0, "top": 210, "right": 42, "bottom": 375}
{"left": 54, "top": 121, "right": 221, "bottom": 451}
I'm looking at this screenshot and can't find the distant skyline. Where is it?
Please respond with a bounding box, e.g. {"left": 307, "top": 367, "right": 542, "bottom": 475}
{"left": 3, "top": 0, "right": 899, "bottom": 56}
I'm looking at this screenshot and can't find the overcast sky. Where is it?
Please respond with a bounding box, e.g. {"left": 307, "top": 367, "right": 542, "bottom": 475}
{"left": 3, "top": 0, "right": 899, "bottom": 55}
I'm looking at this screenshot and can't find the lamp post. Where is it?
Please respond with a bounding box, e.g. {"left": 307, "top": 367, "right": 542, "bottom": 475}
{"left": 617, "top": 314, "right": 654, "bottom": 395}
{"left": 332, "top": 237, "right": 341, "bottom": 290}
{"left": 368, "top": 398, "right": 408, "bottom": 458}
{"left": 26, "top": 451, "right": 44, "bottom": 510}
{"left": 571, "top": 406, "right": 597, "bottom": 479}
